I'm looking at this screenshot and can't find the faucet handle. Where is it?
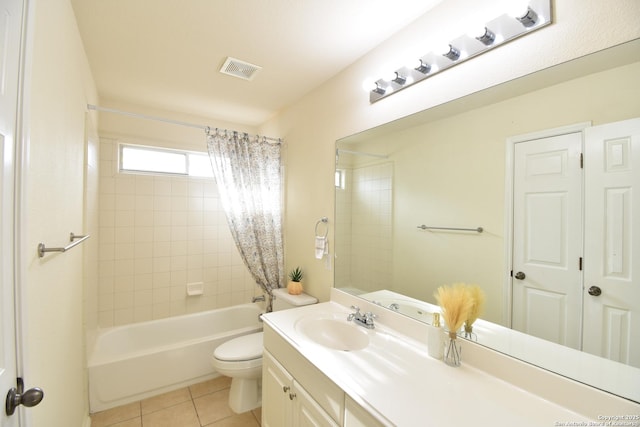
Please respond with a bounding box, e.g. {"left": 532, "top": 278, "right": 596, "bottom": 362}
{"left": 363, "top": 311, "right": 377, "bottom": 327}
{"left": 347, "top": 305, "right": 360, "bottom": 322}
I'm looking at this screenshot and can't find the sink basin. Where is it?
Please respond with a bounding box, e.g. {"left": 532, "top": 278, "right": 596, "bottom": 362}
{"left": 295, "top": 317, "right": 370, "bottom": 351}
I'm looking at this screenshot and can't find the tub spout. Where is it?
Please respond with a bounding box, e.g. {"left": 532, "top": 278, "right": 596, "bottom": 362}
{"left": 251, "top": 295, "right": 266, "bottom": 303}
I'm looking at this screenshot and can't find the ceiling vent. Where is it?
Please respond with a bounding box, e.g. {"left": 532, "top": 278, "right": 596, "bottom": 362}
{"left": 219, "top": 57, "right": 262, "bottom": 81}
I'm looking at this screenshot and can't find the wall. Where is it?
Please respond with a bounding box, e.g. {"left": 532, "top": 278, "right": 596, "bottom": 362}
{"left": 22, "top": 0, "right": 97, "bottom": 425}
{"left": 260, "top": 0, "right": 640, "bottom": 303}
{"left": 96, "top": 137, "right": 255, "bottom": 327}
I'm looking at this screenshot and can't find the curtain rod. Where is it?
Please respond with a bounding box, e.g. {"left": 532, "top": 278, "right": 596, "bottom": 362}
{"left": 87, "top": 104, "right": 282, "bottom": 143}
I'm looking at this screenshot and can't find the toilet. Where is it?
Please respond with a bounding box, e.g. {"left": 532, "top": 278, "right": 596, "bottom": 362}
{"left": 211, "top": 288, "right": 317, "bottom": 413}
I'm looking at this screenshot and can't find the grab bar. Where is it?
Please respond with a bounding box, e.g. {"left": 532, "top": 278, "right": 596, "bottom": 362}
{"left": 38, "top": 233, "right": 90, "bottom": 258}
{"left": 417, "top": 225, "right": 483, "bottom": 233}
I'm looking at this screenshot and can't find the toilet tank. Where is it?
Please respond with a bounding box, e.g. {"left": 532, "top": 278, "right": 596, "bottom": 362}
{"left": 272, "top": 288, "right": 317, "bottom": 311}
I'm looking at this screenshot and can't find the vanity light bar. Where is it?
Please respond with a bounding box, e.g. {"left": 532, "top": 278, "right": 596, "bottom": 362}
{"left": 368, "top": 0, "right": 552, "bottom": 103}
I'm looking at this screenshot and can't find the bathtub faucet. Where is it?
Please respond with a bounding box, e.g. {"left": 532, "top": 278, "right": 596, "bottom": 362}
{"left": 251, "top": 295, "right": 266, "bottom": 303}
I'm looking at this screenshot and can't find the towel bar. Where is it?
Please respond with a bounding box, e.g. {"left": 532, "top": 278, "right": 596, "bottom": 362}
{"left": 315, "top": 217, "right": 328, "bottom": 238}
{"left": 417, "top": 225, "right": 483, "bottom": 233}
{"left": 38, "top": 233, "right": 90, "bottom": 258}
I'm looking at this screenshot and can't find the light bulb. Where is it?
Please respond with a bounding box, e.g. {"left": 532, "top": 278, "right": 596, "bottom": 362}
{"left": 362, "top": 78, "right": 378, "bottom": 93}
{"left": 467, "top": 24, "right": 488, "bottom": 40}
{"left": 414, "top": 59, "right": 431, "bottom": 74}
{"left": 384, "top": 71, "right": 398, "bottom": 82}
{"left": 440, "top": 44, "right": 460, "bottom": 61}
{"left": 508, "top": 2, "right": 537, "bottom": 27}
{"left": 469, "top": 25, "right": 495, "bottom": 45}
{"left": 506, "top": 1, "right": 530, "bottom": 18}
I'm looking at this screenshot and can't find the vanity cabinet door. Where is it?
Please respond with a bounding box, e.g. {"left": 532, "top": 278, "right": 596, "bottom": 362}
{"left": 263, "top": 351, "right": 294, "bottom": 427}
{"left": 294, "top": 383, "right": 339, "bottom": 427}
{"left": 344, "top": 396, "right": 388, "bottom": 427}
{"left": 263, "top": 350, "right": 339, "bottom": 427}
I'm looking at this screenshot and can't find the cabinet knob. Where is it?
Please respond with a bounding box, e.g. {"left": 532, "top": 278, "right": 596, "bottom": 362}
{"left": 289, "top": 392, "right": 296, "bottom": 401}
{"left": 282, "top": 386, "right": 290, "bottom": 393}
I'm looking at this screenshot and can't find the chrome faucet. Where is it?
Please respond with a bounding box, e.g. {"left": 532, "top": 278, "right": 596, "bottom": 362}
{"left": 251, "top": 295, "right": 266, "bottom": 303}
{"left": 388, "top": 303, "right": 400, "bottom": 311}
{"left": 347, "top": 305, "right": 377, "bottom": 329}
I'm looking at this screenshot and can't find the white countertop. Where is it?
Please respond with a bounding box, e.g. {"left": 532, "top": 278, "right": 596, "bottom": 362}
{"left": 262, "top": 300, "right": 598, "bottom": 427}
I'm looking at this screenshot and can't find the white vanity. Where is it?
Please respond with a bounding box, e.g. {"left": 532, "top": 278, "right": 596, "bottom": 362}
{"left": 261, "top": 290, "right": 640, "bottom": 426}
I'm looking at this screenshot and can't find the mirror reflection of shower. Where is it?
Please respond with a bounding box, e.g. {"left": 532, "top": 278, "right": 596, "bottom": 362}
{"left": 335, "top": 148, "right": 393, "bottom": 296}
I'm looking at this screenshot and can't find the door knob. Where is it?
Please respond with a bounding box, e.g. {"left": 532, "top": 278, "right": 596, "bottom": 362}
{"left": 514, "top": 271, "right": 526, "bottom": 280}
{"left": 588, "top": 286, "right": 602, "bottom": 296}
{"left": 5, "top": 386, "right": 44, "bottom": 416}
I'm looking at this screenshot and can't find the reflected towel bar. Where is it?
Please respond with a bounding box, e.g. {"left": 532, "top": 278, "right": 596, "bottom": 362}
{"left": 38, "top": 233, "right": 90, "bottom": 257}
{"left": 315, "top": 217, "right": 329, "bottom": 238}
{"left": 417, "top": 225, "right": 483, "bottom": 233}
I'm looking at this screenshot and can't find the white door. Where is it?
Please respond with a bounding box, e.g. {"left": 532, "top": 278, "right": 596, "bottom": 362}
{"left": 511, "top": 132, "right": 583, "bottom": 350}
{"left": 583, "top": 118, "right": 640, "bottom": 368}
{"left": 1, "top": 0, "right": 24, "bottom": 425}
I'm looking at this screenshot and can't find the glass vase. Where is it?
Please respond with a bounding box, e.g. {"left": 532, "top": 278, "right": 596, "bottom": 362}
{"left": 444, "top": 331, "right": 462, "bottom": 367}
{"left": 463, "top": 323, "right": 477, "bottom": 341}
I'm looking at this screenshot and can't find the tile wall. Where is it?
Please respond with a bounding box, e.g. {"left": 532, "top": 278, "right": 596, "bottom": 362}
{"left": 335, "top": 162, "right": 393, "bottom": 293}
{"left": 97, "top": 138, "right": 256, "bottom": 327}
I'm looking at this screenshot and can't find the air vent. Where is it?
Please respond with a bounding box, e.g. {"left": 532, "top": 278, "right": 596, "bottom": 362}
{"left": 219, "top": 57, "right": 262, "bottom": 81}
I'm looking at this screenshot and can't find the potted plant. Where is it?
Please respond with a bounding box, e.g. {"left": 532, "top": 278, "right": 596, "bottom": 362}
{"left": 287, "top": 267, "right": 304, "bottom": 295}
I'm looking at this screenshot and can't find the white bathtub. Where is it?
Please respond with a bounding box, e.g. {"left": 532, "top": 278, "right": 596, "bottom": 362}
{"left": 88, "top": 304, "right": 263, "bottom": 412}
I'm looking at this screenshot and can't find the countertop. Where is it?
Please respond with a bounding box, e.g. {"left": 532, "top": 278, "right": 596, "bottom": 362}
{"left": 262, "top": 299, "right": 599, "bottom": 427}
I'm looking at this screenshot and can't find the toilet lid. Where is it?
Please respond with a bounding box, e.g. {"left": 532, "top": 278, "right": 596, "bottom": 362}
{"left": 214, "top": 332, "right": 264, "bottom": 362}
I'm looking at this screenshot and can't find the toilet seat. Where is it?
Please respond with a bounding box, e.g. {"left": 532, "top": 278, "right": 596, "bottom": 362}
{"left": 214, "top": 332, "right": 263, "bottom": 362}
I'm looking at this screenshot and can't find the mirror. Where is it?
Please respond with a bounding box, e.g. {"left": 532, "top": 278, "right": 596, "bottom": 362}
{"left": 335, "top": 39, "right": 640, "bottom": 403}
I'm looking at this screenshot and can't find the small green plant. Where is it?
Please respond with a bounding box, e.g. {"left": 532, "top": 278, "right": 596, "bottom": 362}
{"left": 288, "top": 267, "right": 303, "bottom": 282}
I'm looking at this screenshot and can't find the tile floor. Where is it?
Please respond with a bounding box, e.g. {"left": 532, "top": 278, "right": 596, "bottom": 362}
{"left": 90, "top": 376, "right": 261, "bottom": 427}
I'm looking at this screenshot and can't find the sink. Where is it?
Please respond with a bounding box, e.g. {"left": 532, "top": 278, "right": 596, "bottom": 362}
{"left": 295, "top": 317, "right": 370, "bottom": 351}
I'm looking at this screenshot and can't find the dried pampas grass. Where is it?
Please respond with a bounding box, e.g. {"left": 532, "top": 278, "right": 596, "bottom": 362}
{"left": 465, "top": 284, "right": 486, "bottom": 329}
{"left": 434, "top": 283, "right": 474, "bottom": 334}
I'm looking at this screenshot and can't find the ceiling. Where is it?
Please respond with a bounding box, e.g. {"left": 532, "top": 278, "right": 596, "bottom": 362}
{"left": 71, "top": 0, "right": 443, "bottom": 127}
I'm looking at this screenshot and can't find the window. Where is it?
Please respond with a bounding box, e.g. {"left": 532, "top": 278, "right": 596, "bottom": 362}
{"left": 119, "top": 144, "right": 213, "bottom": 178}
{"left": 335, "top": 169, "right": 345, "bottom": 189}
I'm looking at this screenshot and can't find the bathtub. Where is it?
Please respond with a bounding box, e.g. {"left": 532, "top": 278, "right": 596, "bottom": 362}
{"left": 88, "top": 303, "right": 263, "bottom": 412}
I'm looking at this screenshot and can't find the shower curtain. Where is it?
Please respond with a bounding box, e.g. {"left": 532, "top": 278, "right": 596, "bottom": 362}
{"left": 206, "top": 129, "right": 284, "bottom": 312}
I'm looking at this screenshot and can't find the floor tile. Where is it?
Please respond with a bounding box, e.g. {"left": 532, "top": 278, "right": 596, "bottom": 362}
{"left": 141, "top": 387, "right": 191, "bottom": 415}
{"left": 88, "top": 378, "right": 261, "bottom": 427}
{"left": 205, "top": 411, "right": 260, "bottom": 427}
{"left": 109, "top": 418, "right": 142, "bottom": 427}
{"left": 251, "top": 407, "right": 261, "bottom": 423}
{"left": 193, "top": 389, "right": 234, "bottom": 425}
{"left": 189, "top": 376, "right": 232, "bottom": 398}
{"left": 90, "top": 402, "right": 141, "bottom": 427}
{"left": 142, "top": 400, "right": 200, "bottom": 427}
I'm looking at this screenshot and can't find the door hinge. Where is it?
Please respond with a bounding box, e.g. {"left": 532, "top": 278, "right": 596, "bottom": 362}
{"left": 579, "top": 257, "right": 583, "bottom": 271}
{"left": 580, "top": 153, "right": 584, "bottom": 169}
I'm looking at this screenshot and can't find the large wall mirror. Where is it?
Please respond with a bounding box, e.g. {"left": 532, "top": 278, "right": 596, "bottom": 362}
{"left": 335, "top": 39, "right": 640, "bottom": 403}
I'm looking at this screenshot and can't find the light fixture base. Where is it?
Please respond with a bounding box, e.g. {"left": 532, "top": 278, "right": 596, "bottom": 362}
{"left": 369, "top": 0, "right": 551, "bottom": 103}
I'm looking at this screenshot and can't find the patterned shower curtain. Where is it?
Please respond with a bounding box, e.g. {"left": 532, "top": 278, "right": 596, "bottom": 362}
{"left": 206, "top": 129, "right": 284, "bottom": 312}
